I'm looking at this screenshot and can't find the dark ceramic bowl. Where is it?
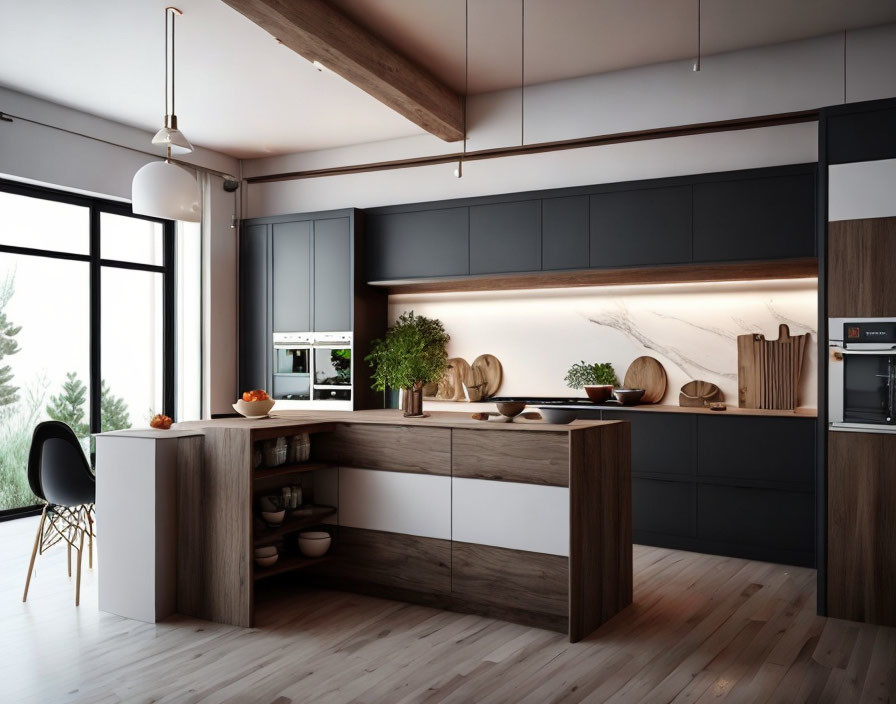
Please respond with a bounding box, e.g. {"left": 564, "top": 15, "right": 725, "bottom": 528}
{"left": 613, "top": 388, "right": 645, "bottom": 405}
{"left": 495, "top": 402, "right": 526, "bottom": 418}
{"left": 538, "top": 407, "right": 577, "bottom": 424}
{"left": 584, "top": 385, "right": 613, "bottom": 403}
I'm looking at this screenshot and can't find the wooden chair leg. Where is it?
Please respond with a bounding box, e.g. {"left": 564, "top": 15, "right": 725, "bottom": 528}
{"left": 23, "top": 506, "right": 48, "bottom": 602}
{"left": 67, "top": 539, "right": 72, "bottom": 578}
{"left": 75, "top": 530, "right": 85, "bottom": 607}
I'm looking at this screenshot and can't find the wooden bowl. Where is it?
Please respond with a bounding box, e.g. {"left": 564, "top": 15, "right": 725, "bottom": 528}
{"left": 538, "top": 407, "right": 577, "bottom": 424}
{"left": 298, "top": 531, "right": 332, "bottom": 558}
{"left": 261, "top": 510, "right": 285, "bottom": 526}
{"left": 254, "top": 554, "right": 279, "bottom": 568}
{"left": 233, "top": 398, "right": 275, "bottom": 418}
{"left": 584, "top": 385, "right": 613, "bottom": 403}
{"left": 613, "top": 388, "right": 645, "bottom": 405}
{"left": 495, "top": 402, "right": 526, "bottom": 418}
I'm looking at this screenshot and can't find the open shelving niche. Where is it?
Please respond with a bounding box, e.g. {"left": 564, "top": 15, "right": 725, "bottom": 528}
{"left": 251, "top": 431, "right": 339, "bottom": 583}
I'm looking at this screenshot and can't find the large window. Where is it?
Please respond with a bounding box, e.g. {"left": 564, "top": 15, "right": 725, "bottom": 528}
{"left": 0, "top": 179, "right": 174, "bottom": 518}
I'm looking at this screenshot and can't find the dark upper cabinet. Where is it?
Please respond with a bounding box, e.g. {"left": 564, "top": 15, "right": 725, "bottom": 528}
{"left": 542, "top": 196, "right": 589, "bottom": 271}
{"left": 590, "top": 186, "right": 692, "bottom": 268}
{"left": 367, "top": 208, "right": 469, "bottom": 280}
{"left": 696, "top": 416, "right": 815, "bottom": 488}
{"left": 313, "top": 217, "right": 352, "bottom": 331}
{"left": 469, "top": 200, "right": 541, "bottom": 274}
{"left": 239, "top": 224, "right": 270, "bottom": 393}
{"left": 823, "top": 99, "right": 896, "bottom": 165}
{"left": 692, "top": 172, "right": 816, "bottom": 262}
{"left": 271, "top": 220, "right": 312, "bottom": 332}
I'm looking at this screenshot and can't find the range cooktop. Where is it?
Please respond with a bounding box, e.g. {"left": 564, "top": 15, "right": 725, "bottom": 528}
{"left": 489, "top": 396, "right": 621, "bottom": 407}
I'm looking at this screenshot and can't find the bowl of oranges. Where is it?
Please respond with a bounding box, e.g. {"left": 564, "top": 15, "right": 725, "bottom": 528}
{"left": 233, "top": 389, "right": 274, "bottom": 419}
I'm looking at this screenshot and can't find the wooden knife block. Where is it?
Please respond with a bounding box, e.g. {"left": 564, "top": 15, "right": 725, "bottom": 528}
{"left": 737, "top": 324, "right": 810, "bottom": 410}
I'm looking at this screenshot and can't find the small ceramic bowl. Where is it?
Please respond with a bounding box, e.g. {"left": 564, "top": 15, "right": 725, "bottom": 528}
{"left": 261, "top": 509, "right": 285, "bottom": 526}
{"left": 495, "top": 402, "right": 526, "bottom": 418}
{"left": 233, "top": 398, "right": 275, "bottom": 418}
{"left": 584, "top": 385, "right": 614, "bottom": 403}
{"left": 613, "top": 388, "right": 645, "bottom": 405}
{"left": 538, "top": 407, "right": 577, "bottom": 424}
{"left": 254, "top": 545, "right": 277, "bottom": 559}
{"left": 298, "top": 531, "right": 332, "bottom": 558}
{"left": 254, "top": 554, "right": 278, "bottom": 568}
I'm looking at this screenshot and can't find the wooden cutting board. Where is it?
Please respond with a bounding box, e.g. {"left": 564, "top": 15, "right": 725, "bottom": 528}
{"left": 436, "top": 357, "right": 472, "bottom": 401}
{"left": 679, "top": 380, "right": 722, "bottom": 407}
{"left": 623, "top": 356, "right": 667, "bottom": 404}
{"left": 737, "top": 323, "right": 810, "bottom": 410}
{"left": 471, "top": 354, "right": 502, "bottom": 398}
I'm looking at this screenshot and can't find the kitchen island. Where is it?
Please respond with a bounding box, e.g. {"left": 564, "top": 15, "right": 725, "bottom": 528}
{"left": 98, "top": 411, "right": 631, "bottom": 642}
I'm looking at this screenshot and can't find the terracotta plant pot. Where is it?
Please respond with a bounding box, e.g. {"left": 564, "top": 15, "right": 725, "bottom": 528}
{"left": 584, "top": 385, "right": 614, "bottom": 403}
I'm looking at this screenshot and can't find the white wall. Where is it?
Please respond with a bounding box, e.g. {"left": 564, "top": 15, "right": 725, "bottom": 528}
{"left": 243, "top": 24, "right": 896, "bottom": 217}
{"left": 389, "top": 280, "right": 819, "bottom": 411}
{"left": 0, "top": 86, "right": 241, "bottom": 417}
{"left": 829, "top": 159, "right": 896, "bottom": 221}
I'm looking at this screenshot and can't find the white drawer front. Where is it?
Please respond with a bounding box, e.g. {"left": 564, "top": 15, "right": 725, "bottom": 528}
{"left": 452, "top": 478, "right": 569, "bottom": 556}
{"left": 338, "top": 468, "right": 451, "bottom": 540}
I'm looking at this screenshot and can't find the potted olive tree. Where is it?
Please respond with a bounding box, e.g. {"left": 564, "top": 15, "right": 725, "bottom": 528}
{"left": 365, "top": 311, "right": 450, "bottom": 417}
{"left": 564, "top": 361, "right": 618, "bottom": 402}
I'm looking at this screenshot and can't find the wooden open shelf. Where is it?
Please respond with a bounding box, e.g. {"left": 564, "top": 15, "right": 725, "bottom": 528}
{"left": 254, "top": 461, "right": 334, "bottom": 481}
{"left": 254, "top": 506, "right": 337, "bottom": 545}
{"left": 253, "top": 553, "right": 334, "bottom": 581}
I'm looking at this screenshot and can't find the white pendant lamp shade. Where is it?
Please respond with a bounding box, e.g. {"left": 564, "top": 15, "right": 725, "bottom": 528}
{"left": 151, "top": 125, "right": 193, "bottom": 155}
{"left": 132, "top": 160, "right": 200, "bottom": 222}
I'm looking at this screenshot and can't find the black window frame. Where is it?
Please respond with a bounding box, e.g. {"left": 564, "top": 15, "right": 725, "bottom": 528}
{"left": 0, "top": 177, "right": 176, "bottom": 521}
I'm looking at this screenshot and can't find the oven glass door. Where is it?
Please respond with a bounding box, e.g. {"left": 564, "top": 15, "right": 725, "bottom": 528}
{"left": 842, "top": 351, "right": 896, "bottom": 425}
{"left": 272, "top": 347, "right": 311, "bottom": 400}
{"left": 313, "top": 347, "right": 352, "bottom": 386}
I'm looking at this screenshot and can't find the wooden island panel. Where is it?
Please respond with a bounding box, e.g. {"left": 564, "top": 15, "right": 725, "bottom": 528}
{"left": 312, "top": 423, "right": 451, "bottom": 475}
{"left": 451, "top": 428, "right": 569, "bottom": 486}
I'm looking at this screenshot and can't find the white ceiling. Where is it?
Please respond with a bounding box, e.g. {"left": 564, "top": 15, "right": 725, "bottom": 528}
{"left": 1, "top": 0, "right": 895, "bottom": 159}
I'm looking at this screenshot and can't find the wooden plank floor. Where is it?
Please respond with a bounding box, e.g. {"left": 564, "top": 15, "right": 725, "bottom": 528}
{"left": 2, "top": 515, "right": 894, "bottom": 703}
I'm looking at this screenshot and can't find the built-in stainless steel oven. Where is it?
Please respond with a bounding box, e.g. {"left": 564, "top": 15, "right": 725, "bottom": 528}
{"left": 272, "top": 333, "right": 312, "bottom": 401}
{"left": 311, "top": 332, "right": 352, "bottom": 406}
{"left": 829, "top": 317, "right": 896, "bottom": 433}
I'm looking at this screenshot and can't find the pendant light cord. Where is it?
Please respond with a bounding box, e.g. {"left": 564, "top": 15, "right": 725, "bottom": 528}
{"left": 521, "top": 0, "right": 525, "bottom": 146}
{"left": 463, "top": 0, "right": 468, "bottom": 159}
{"left": 693, "top": 0, "right": 701, "bottom": 71}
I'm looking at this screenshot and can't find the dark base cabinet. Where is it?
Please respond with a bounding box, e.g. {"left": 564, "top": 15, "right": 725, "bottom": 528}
{"left": 601, "top": 410, "right": 816, "bottom": 568}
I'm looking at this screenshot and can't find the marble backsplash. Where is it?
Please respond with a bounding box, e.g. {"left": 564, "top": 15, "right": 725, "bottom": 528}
{"left": 387, "top": 278, "right": 819, "bottom": 409}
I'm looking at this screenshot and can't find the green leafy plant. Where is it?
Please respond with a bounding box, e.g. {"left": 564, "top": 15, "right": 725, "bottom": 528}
{"left": 564, "top": 361, "right": 618, "bottom": 390}
{"left": 0, "top": 272, "right": 22, "bottom": 407}
{"left": 365, "top": 311, "right": 450, "bottom": 391}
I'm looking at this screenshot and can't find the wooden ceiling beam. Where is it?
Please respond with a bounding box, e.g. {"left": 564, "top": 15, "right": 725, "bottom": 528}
{"left": 221, "top": 0, "right": 465, "bottom": 142}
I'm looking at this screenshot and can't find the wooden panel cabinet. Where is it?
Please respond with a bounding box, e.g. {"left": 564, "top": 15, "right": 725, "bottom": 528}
{"left": 313, "top": 424, "right": 451, "bottom": 475}
{"left": 366, "top": 207, "right": 469, "bottom": 280}
{"left": 451, "top": 428, "right": 568, "bottom": 486}
{"left": 239, "top": 224, "right": 270, "bottom": 393}
{"left": 542, "top": 195, "right": 589, "bottom": 271}
{"left": 469, "top": 200, "right": 542, "bottom": 274}
{"left": 322, "top": 527, "right": 452, "bottom": 596}
{"left": 590, "top": 186, "right": 691, "bottom": 268}
{"left": 692, "top": 171, "right": 816, "bottom": 262}
{"left": 271, "top": 221, "right": 312, "bottom": 332}
{"left": 828, "top": 431, "right": 896, "bottom": 627}
{"left": 312, "top": 216, "right": 352, "bottom": 331}
{"left": 828, "top": 217, "right": 896, "bottom": 317}
{"left": 451, "top": 541, "right": 568, "bottom": 619}
{"left": 338, "top": 468, "right": 451, "bottom": 540}
{"left": 451, "top": 477, "right": 570, "bottom": 556}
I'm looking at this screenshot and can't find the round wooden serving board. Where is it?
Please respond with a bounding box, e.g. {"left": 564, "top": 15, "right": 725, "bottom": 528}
{"left": 623, "top": 356, "right": 667, "bottom": 404}
{"left": 471, "top": 354, "right": 502, "bottom": 398}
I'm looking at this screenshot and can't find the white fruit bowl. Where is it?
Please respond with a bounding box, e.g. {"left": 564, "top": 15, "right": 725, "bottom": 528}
{"left": 233, "top": 398, "right": 275, "bottom": 418}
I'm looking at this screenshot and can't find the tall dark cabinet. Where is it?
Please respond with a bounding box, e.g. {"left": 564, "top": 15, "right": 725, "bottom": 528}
{"left": 238, "top": 209, "right": 386, "bottom": 409}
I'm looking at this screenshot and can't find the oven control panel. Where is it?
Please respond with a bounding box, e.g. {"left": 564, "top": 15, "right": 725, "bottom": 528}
{"left": 843, "top": 322, "right": 896, "bottom": 344}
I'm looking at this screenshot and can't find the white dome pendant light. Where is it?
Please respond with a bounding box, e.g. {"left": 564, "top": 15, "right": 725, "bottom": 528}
{"left": 132, "top": 6, "right": 200, "bottom": 222}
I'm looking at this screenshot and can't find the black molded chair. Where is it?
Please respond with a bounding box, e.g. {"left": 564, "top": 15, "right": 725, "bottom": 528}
{"left": 22, "top": 421, "right": 96, "bottom": 606}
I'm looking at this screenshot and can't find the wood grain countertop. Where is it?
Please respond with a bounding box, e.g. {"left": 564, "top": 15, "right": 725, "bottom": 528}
{"left": 173, "top": 409, "right": 617, "bottom": 433}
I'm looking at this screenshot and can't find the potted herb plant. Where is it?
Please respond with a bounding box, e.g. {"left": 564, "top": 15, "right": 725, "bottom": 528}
{"left": 564, "top": 361, "right": 619, "bottom": 403}
{"left": 365, "top": 311, "right": 450, "bottom": 417}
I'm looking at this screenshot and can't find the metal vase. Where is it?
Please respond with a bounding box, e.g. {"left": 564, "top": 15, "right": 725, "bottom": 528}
{"left": 401, "top": 385, "right": 424, "bottom": 417}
